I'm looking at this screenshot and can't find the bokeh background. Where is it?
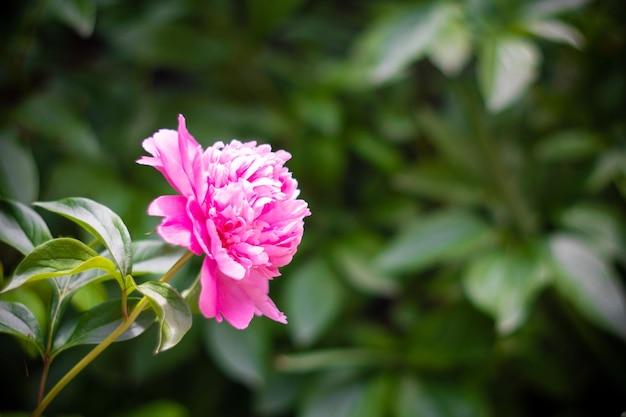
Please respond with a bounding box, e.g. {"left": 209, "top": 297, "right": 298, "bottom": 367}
{"left": 1, "top": 0, "right": 626, "bottom": 416}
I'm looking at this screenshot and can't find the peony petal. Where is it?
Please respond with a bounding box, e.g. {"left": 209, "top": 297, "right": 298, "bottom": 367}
{"left": 177, "top": 115, "right": 208, "bottom": 203}
{"left": 242, "top": 272, "right": 287, "bottom": 324}
{"left": 199, "top": 257, "right": 256, "bottom": 329}
{"left": 139, "top": 125, "right": 201, "bottom": 197}
{"left": 206, "top": 219, "right": 246, "bottom": 279}
{"left": 199, "top": 256, "right": 219, "bottom": 319}
{"left": 139, "top": 115, "right": 311, "bottom": 329}
{"left": 148, "top": 195, "right": 201, "bottom": 253}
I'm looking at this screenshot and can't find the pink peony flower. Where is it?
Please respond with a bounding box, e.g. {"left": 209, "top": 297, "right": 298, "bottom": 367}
{"left": 138, "top": 114, "right": 310, "bottom": 329}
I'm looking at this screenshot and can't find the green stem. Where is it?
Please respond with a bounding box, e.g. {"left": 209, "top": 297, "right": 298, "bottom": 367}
{"left": 36, "top": 355, "right": 51, "bottom": 405}
{"left": 30, "top": 297, "right": 149, "bottom": 417}
{"left": 30, "top": 250, "right": 194, "bottom": 417}
{"left": 160, "top": 251, "right": 194, "bottom": 284}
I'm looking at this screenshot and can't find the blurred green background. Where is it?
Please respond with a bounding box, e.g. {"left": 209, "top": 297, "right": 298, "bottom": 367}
{"left": 1, "top": 0, "right": 626, "bottom": 416}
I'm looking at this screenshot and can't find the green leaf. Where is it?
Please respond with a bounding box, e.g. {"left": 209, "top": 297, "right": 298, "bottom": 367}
{"left": 333, "top": 245, "right": 398, "bottom": 297}
{"left": 397, "top": 375, "right": 489, "bottom": 417}
{"left": 284, "top": 258, "right": 345, "bottom": 347}
{"left": 35, "top": 197, "right": 133, "bottom": 277}
{"left": 348, "top": 130, "right": 404, "bottom": 174}
{"left": 374, "top": 210, "right": 493, "bottom": 275}
{"left": 301, "top": 375, "right": 390, "bottom": 417}
{"left": 275, "top": 349, "right": 383, "bottom": 373}
{"left": 414, "top": 108, "right": 482, "bottom": 178}
{"left": 427, "top": 6, "right": 472, "bottom": 76}
{"left": 462, "top": 245, "right": 549, "bottom": 334}
{"left": 52, "top": 298, "right": 155, "bottom": 355}
{"left": 132, "top": 240, "right": 188, "bottom": 275}
{"left": 113, "top": 400, "right": 190, "bottom": 417}
{"left": 66, "top": 241, "right": 187, "bottom": 297}
{"left": 112, "top": 21, "right": 228, "bottom": 71}
{"left": 246, "top": 0, "right": 306, "bottom": 36}
{"left": 0, "top": 301, "right": 45, "bottom": 356}
{"left": 585, "top": 149, "right": 626, "bottom": 193}
{"left": 534, "top": 130, "right": 600, "bottom": 161}
{"left": 523, "top": 0, "right": 589, "bottom": 18}
{"left": 47, "top": 0, "right": 97, "bottom": 37}
{"left": 254, "top": 373, "right": 304, "bottom": 416}
{"left": 478, "top": 36, "right": 540, "bottom": 112}
{"left": 0, "top": 135, "right": 38, "bottom": 203}
{"left": 393, "top": 160, "right": 485, "bottom": 205}
{"left": 549, "top": 234, "right": 626, "bottom": 340}
{"left": 0, "top": 198, "right": 52, "bottom": 256}
{"left": 407, "top": 304, "right": 495, "bottom": 370}
{"left": 0, "top": 286, "right": 48, "bottom": 331}
{"left": 559, "top": 203, "right": 626, "bottom": 259}
{"left": 2, "top": 237, "right": 117, "bottom": 293}
{"left": 523, "top": 19, "right": 584, "bottom": 49}
{"left": 202, "top": 319, "right": 269, "bottom": 387}
{"left": 70, "top": 281, "right": 108, "bottom": 312}
{"left": 354, "top": 2, "right": 456, "bottom": 83}
{"left": 135, "top": 281, "right": 192, "bottom": 354}
{"left": 292, "top": 93, "right": 342, "bottom": 136}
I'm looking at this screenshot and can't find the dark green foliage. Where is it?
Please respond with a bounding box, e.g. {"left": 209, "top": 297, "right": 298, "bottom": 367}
{"left": 1, "top": 0, "right": 625, "bottom": 416}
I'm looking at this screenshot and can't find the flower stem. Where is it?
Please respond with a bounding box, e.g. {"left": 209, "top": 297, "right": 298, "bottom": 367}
{"left": 36, "top": 355, "right": 51, "bottom": 405}
{"left": 159, "top": 251, "right": 194, "bottom": 284}
{"left": 30, "top": 298, "right": 149, "bottom": 417}
{"left": 30, "top": 250, "right": 194, "bottom": 417}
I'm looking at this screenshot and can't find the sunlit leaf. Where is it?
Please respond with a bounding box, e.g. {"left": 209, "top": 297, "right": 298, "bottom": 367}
{"left": 0, "top": 136, "right": 38, "bottom": 203}
{"left": 0, "top": 286, "right": 47, "bottom": 331}
{"left": 549, "top": 234, "right": 626, "bottom": 340}
{"left": 524, "top": 19, "right": 584, "bottom": 49}
{"left": 47, "top": 0, "right": 97, "bottom": 37}
{"left": 35, "top": 197, "right": 133, "bottom": 277}
{"left": 0, "top": 198, "right": 52, "bottom": 256}
{"left": 353, "top": 2, "right": 456, "bottom": 83}
{"left": 374, "top": 210, "right": 493, "bottom": 275}
{"left": 427, "top": 7, "right": 472, "bottom": 76}
{"left": 202, "top": 319, "right": 269, "bottom": 387}
{"left": 478, "top": 36, "right": 540, "bottom": 112}
{"left": 2, "top": 238, "right": 117, "bottom": 293}
{"left": 0, "top": 301, "right": 44, "bottom": 356}
{"left": 463, "top": 245, "right": 549, "bottom": 334}
{"left": 136, "top": 281, "right": 192, "bottom": 353}
{"left": 559, "top": 203, "right": 626, "bottom": 260}
{"left": 284, "top": 258, "right": 345, "bottom": 347}
{"left": 52, "top": 298, "right": 155, "bottom": 355}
